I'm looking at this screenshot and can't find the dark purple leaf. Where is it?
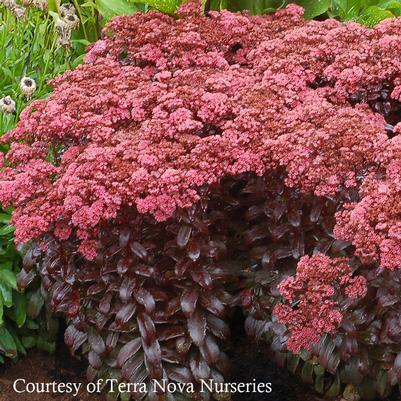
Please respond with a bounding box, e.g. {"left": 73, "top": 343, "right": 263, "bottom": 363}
{"left": 188, "top": 309, "right": 206, "bottom": 346}
{"left": 130, "top": 241, "right": 148, "bottom": 260}
{"left": 137, "top": 313, "right": 156, "bottom": 346}
{"left": 175, "top": 260, "right": 191, "bottom": 276}
{"left": 177, "top": 224, "right": 192, "bottom": 248}
{"left": 135, "top": 288, "right": 155, "bottom": 315}
{"left": 199, "top": 335, "right": 220, "bottom": 365}
{"left": 117, "top": 257, "right": 131, "bottom": 275}
{"left": 106, "top": 332, "right": 119, "bottom": 352}
{"left": 187, "top": 239, "right": 201, "bottom": 261}
{"left": 158, "top": 325, "right": 186, "bottom": 341}
{"left": 200, "top": 294, "right": 225, "bottom": 318}
{"left": 190, "top": 352, "right": 210, "bottom": 381}
{"left": 180, "top": 289, "right": 198, "bottom": 318}
{"left": 17, "top": 269, "right": 37, "bottom": 289}
{"left": 116, "top": 303, "right": 136, "bottom": 327}
{"left": 190, "top": 268, "right": 212, "bottom": 290}
{"left": 119, "top": 277, "right": 137, "bottom": 303}
{"left": 88, "top": 350, "right": 102, "bottom": 370}
{"left": 87, "top": 283, "right": 105, "bottom": 297}
{"left": 122, "top": 353, "right": 144, "bottom": 381}
{"left": 206, "top": 314, "right": 229, "bottom": 339}
{"left": 99, "top": 293, "right": 112, "bottom": 315}
{"left": 143, "top": 341, "right": 163, "bottom": 379}
{"left": 88, "top": 329, "right": 106, "bottom": 356}
{"left": 164, "top": 298, "right": 181, "bottom": 317}
{"left": 64, "top": 325, "right": 87, "bottom": 353}
{"left": 117, "top": 338, "right": 142, "bottom": 367}
{"left": 166, "top": 366, "right": 193, "bottom": 383}
{"left": 22, "top": 248, "right": 36, "bottom": 271}
{"left": 119, "top": 227, "right": 131, "bottom": 248}
{"left": 176, "top": 336, "right": 192, "bottom": 355}
{"left": 162, "top": 348, "right": 185, "bottom": 364}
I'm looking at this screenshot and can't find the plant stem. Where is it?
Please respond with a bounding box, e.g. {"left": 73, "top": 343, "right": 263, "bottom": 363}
{"left": 73, "top": 0, "right": 89, "bottom": 42}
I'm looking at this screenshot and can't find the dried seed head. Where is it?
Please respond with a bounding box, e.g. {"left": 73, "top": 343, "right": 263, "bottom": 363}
{"left": 0, "top": 0, "right": 17, "bottom": 8}
{"left": 20, "top": 77, "right": 37, "bottom": 99}
{"left": 9, "top": 3, "right": 26, "bottom": 17}
{"left": 60, "top": 2, "right": 76, "bottom": 17}
{"left": 31, "top": 0, "right": 48, "bottom": 11}
{"left": 0, "top": 96, "right": 16, "bottom": 114}
{"left": 63, "top": 13, "right": 79, "bottom": 30}
{"left": 55, "top": 17, "right": 72, "bottom": 47}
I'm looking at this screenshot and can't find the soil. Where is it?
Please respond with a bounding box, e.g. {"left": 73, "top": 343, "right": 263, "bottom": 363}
{"left": 0, "top": 348, "right": 105, "bottom": 401}
{"left": 0, "top": 346, "right": 325, "bottom": 401}
{"left": 0, "top": 316, "right": 399, "bottom": 401}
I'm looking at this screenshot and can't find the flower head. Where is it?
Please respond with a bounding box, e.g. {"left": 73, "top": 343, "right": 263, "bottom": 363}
{"left": 55, "top": 17, "right": 72, "bottom": 46}
{"left": 0, "top": 96, "right": 16, "bottom": 114}
{"left": 60, "top": 2, "right": 76, "bottom": 17}
{"left": 20, "top": 77, "right": 37, "bottom": 99}
{"left": 63, "top": 13, "right": 79, "bottom": 30}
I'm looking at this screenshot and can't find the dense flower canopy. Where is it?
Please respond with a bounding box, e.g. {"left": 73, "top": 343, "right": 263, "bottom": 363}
{"left": 2, "top": 1, "right": 401, "bottom": 262}
{"left": 2, "top": 1, "right": 401, "bottom": 366}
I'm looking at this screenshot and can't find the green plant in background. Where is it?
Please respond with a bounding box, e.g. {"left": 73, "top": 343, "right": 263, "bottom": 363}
{"left": 0, "top": 209, "right": 58, "bottom": 362}
{"left": 0, "top": 3, "right": 77, "bottom": 362}
{"left": 331, "top": 0, "right": 401, "bottom": 26}
{"left": 128, "top": 0, "right": 401, "bottom": 25}
{"left": 0, "top": 4, "right": 88, "bottom": 135}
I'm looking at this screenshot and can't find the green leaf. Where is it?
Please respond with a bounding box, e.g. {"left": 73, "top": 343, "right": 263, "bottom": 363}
{"left": 0, "top": 297, "right": 3, "bottom": 326}
{"left": 96, "top": 0, "right": 142, "bottom": 19}
{"left": 376, "top": 370, "right": 389, "bottom": 398}
{"left": 0, "top": 214, "right": 11, "bottom": 224}
{"left": 12, "top": 292, "right": 27, "bottom": 327}
{"left": 36, "top": 336, "right": 56, "bottom": 354}
{"left": 0, "top": 326, "right": 17, "bottom": 358}
{"left": 0, "top": 225, "right": 15, "bottom": 236}
{"left": 25, "top": 318, "right": 40, "bottom": 330}
{"left": 301, "top": 361, "right": 314, "bottom": 384}
{"left": 47, "top": 0, "right": 59, "bottom": 12}
{"left": 294, "top": 0, "right": 330, "bottom": 18}
{"left": 287, "top": 354, "right": 300, "bottom": 374}
{"left": 27, "top": 288, "right": 45, "bottom": 320}
{"left": 1, "top": 261, "right": 13, "bottom": 271}
{"left": 0, "top": 270, "right": 17, "bottom": 290}
{"left": 359, "top": 6, "right": 394, "bottom": 26}
{"left": 325, "top": 373, "right": 341, "bottom": 398}
{"left": 0, "top": 283, "right": 13, "bottom": 308}
{"left": 377, "top": 0, "right": 401, "bottom": 15}
{"left": 377, "top": 0, "right": 401, "bottom": 9}
{"left": 22, "top": 336, "right": 36, "bottom": 349}
{"left": 8, "top": 326, "right": 26, "bottom": 355}
{"left": 132, "top": 0, "right": 181, "bottom": 13}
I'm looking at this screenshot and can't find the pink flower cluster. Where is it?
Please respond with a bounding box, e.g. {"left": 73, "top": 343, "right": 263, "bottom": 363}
{"left": 274, "top": 255, "right": 367, "bottom": 353}
{"left": 0, "top": 1, "right": 401, "bottom": 280}
{"left": 334, "top": 141, "right": 401, "bottom": 270}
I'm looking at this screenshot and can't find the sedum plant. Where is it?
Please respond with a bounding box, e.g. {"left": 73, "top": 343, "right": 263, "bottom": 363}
{"left": 1, "top": 0, "right": 401, "bottom": 399}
